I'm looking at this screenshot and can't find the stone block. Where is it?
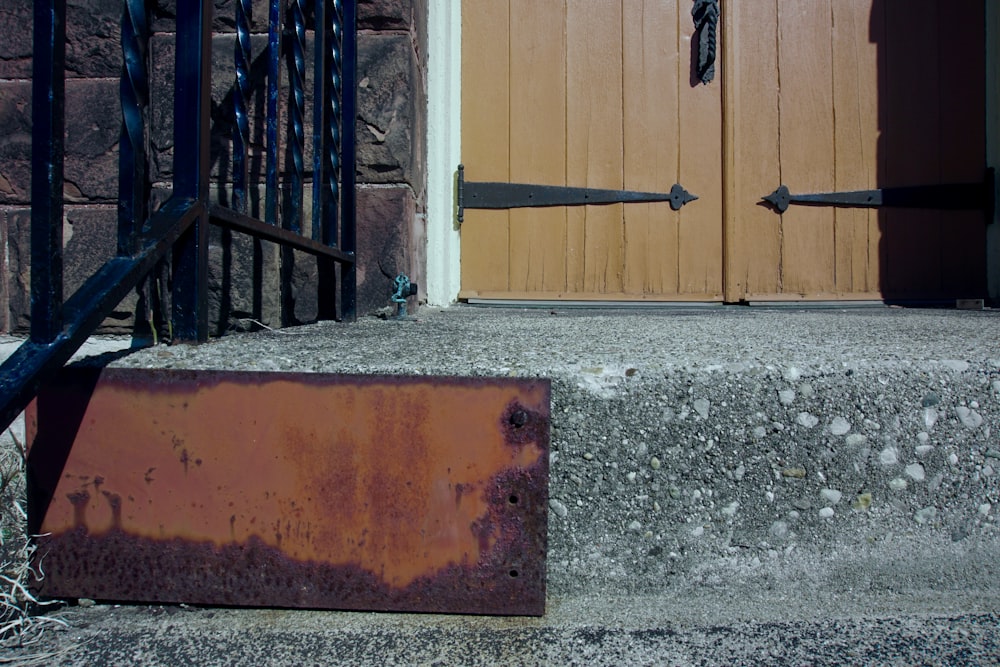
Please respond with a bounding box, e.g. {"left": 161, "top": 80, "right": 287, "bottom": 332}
{"left": 65, "top": 0, "right": 124, "bottom": 78}
{"left": 355, "top": 185, "right": 417, "bottom": 315}
{"left": 0, "top": 80, "right": 120, "bottom": 206}
{"left": 0, "top": 85, "right": 31, "bottom": 204}
{"left": 358, "top": 0, "right": 417, "bottom": 31}
{"left": 151, "top": 32, "right": 332, "bottom": 187}
{"left": 356, "top": 33, "right": 425, "bottom": 189}
{"left": 0, "top": 0, "right": 121, "bottom": 79}
{"left": 206, "top": 226, "right": 282, "bottom": 334}
{"left": 6, "top": 207, "right": 136, "bottom": 333}
{"left": 0, "top": 2, "right": 33, "bottom": 80}
{"left": 153, "top": 1, "right": 274, "bottom": 34}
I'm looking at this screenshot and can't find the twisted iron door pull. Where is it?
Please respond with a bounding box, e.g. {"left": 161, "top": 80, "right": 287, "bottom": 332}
{"left": 692, "top": 0, "right": 719, "bottom": 85}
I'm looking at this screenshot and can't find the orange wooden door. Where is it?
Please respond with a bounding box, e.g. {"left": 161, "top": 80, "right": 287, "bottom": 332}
{"left": 459, "top": 0, "right": 724, "bottom": 301}
{"left": 460, "top": 1, "right": 987, "bottom": 303}
{"left": 725, "top": 0, "right": 987, "bottom": 302}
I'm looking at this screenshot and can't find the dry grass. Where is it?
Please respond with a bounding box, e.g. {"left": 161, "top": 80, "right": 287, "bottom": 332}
{"left": 0, "top": 431, "right": 66, "bottom": 650}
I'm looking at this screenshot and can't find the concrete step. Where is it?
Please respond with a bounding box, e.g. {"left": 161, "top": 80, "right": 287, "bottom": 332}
{"left": 102, "top": 306, "right": 1000, "bottom": 599}
{"left": 7, "top": 306, "right": 1000, "bottom": 661}
{"left": 16, "top": 593, "right": 1000, "bottom": 665}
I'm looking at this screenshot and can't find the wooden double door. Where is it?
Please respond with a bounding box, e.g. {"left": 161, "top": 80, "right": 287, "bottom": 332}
{"left": 459, "top": 0, "right": 987, "bottom": 302}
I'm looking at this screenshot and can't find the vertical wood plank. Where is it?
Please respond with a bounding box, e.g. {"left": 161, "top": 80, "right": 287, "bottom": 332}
{"left": 938, "top": 0, "right": 987, "bottom": 296}
{"left": 508, "top": 0, "right": 567, "bottom": 294}
{"left": 776, "top": 0, "right": 836, "bottom": 295}
{"left": 883, "top": 0, "right": 941, "bottom": 296}
{"left": 622, "top": 0, "right": 680, "bottom": 295}
{"left": 459, "top": 0, "right": 510, "bottom": 295}
{"left": 679, "top": 0, "right": 723, "bottom": 296}
{"left": 567, "top": 0, "right": 625, "bottom": 294}
{"left": 724, "top": 0, "right": 781, "bottom": 299}
{"left": 832, "top": 0, "right": 881, "bottom": 294}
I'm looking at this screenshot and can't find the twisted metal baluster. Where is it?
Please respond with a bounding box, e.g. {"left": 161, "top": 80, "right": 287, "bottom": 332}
{"left": 287, "top": 0, "right": 306, "bottom": 234}
{"left": 264, "top": 0, "right": 284, "bottom": 227}
{"left": 311, "top": 0, "right": 342, "bottom": 244}
{"left": 119, "top": 0, "right": 150, "bottom": 255}
{"left": 311, "top": 0, "right": 328, "bottom": 242}
{"left": 233, "top": 0, "right": 252, "bottom": 214}
{"left": 327, "top": 0, "right": 344, "bottom": 245}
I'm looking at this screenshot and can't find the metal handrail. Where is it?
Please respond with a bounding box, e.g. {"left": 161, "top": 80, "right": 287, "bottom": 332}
{"left": 0, "top": 0, "right": 358, "bottom": 433}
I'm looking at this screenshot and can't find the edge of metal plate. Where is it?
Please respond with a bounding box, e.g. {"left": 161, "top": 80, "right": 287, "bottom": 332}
{"left": 27, "top": 367, "right": 550, "bottom": 616}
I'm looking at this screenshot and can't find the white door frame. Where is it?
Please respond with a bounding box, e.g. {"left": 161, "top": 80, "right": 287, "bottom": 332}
{"left": 425, "top": 0, "right": 462, "bottom": 306}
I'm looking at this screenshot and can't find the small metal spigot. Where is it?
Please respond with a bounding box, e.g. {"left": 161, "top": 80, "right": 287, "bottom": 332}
{"left": 391, "top": 273, "right": 418, "bottom": 318}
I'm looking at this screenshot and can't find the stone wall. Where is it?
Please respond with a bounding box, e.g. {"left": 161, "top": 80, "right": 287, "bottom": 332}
{"left": 0, "top": 0, "right": 426, "bottom": 334}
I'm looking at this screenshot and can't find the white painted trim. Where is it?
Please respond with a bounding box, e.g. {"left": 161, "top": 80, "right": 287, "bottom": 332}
{"left": 425, "top": 0, "right": 462, "bottom": 306}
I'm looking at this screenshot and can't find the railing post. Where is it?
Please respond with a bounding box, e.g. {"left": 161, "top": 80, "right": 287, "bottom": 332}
{"left": 31, "top": 0, "right": 67, "bottom": 344}
{"left": 340, "top": 0, "right": 357, "bottom": 322}
{"left": 171, "top": 0, "right": 213, "bottom": 341}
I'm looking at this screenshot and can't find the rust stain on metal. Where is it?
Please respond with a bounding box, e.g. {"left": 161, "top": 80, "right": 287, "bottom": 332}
{"left": 27, "top": 368, "right": 550, "bottom": 615}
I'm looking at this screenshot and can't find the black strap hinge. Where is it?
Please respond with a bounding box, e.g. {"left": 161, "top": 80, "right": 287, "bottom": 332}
{"left": 457, "top": 165, "right": 697, "bottom": 223}
{"left": 763, "top": 168, "right": 994, "bottom": 223}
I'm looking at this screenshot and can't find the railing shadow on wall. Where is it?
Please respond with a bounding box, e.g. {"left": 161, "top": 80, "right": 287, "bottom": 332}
{"left": 0, "top": 0, "right": 358, "bottom": 433}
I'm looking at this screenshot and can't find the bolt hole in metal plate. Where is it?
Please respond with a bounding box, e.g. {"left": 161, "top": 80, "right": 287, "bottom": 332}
{"left": 26, "top": 368, "right": 550, "bottom": 616}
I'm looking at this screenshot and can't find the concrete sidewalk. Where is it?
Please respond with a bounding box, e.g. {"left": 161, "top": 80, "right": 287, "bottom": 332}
{"left": 7, "top": 305, "right": 1000, "bottom": 664}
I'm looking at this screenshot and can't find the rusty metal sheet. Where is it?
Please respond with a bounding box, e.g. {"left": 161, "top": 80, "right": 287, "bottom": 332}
{"left": 27, "top": 368, "right": 550, "bottom": 615}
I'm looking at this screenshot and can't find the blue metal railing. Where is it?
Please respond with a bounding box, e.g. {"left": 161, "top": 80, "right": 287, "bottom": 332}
{"left": 0, "top": 0, "right": 358, "bottom": 432}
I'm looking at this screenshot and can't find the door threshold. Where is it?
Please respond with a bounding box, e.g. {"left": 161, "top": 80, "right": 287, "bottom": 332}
{"left": 744, "top": 300, "right": 886, "bottom": 308}
{"left": 464, "top": 299, "right": 725, "bottom": 309}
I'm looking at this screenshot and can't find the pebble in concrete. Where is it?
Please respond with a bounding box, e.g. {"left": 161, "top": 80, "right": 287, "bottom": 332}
{"left": 852, "top": 493, "right": 872, "bottom": 510}
{"left": 923, "top": 408, "right": 938, "bottom": 430}
{"left": 694, "top": 399, "right": 710, "bottom": 419}
{"left": 914, "top": 507, "right": 938, "bottom": 524}
{"left": 905, "top": 463, "right": 926, "bottom": 482}
{"left": 846, "top": 434, "right": 867, "bottom": 447}
{"left": 956, "top": 406, "right": 983, "bottom": 429}
{"left": 782, "top": 468, "right": 807, "bottom": 479}
{"left": 819, "top": 507, "right": 835, "bottom": 519}
{"left": 650, "top": 457, "right": 661, "bottom": 470}
{"left": 778, "top": 389, "right": 795, "bottom": 405}
{"left": 880, "top": 447, "right": 899, "bottom": 465}
{"left": 829, "top": 417, "right": 851, "bottom": 436}
{"left": 889, "top": 478, "right": 908, "bottom": 491}
{"left": 820, "top": 489, "right": 843, "bottom": 505}
{"left": 796, "top": 412, "right": 819, "bottom": 429}
{"left": 550, "top": 499, "right": 569, "bottom": 518}
{"left": 915, "top": 445, "right": 935, "bottom": 458}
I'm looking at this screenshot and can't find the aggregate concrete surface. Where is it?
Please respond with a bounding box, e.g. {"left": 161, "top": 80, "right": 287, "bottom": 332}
{"left": 5, "top": 305, "right": 1000, "bottom": 664}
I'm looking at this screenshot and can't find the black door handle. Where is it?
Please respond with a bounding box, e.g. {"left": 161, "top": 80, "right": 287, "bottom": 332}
{"left": 692, "top": 0, "right": 720, "bottom": 85}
